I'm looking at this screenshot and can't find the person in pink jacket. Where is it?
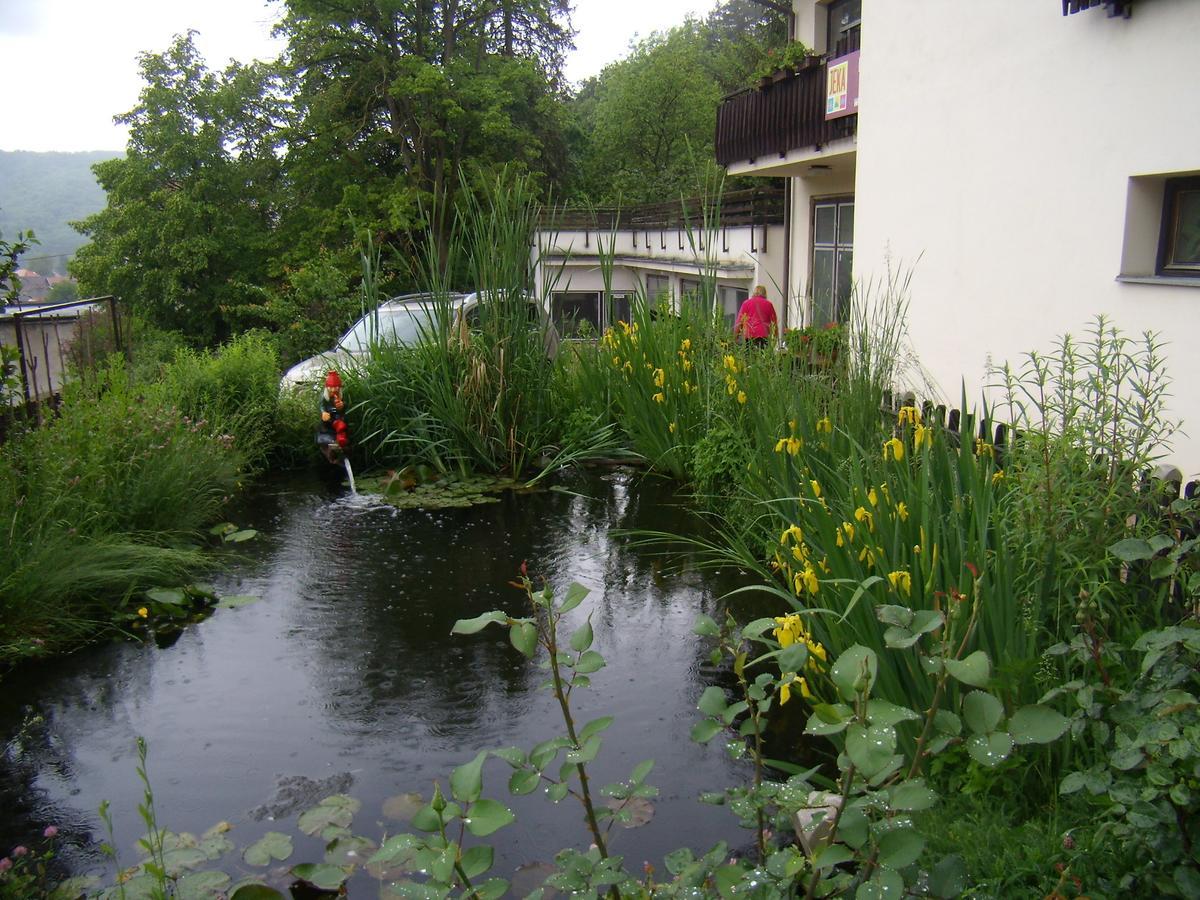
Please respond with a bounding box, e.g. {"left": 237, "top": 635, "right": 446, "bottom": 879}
{"left": 734, "top": 285, "right": 777, "bottom": 348}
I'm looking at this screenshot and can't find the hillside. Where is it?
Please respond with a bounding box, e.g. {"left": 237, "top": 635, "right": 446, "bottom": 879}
{"left": 0, "top": 150, "right": 122, "bottom": 274}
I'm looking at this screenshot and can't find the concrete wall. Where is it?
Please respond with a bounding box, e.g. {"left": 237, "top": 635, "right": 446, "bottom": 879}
{"left": 0, "top": 314, "right": 83, "bottom": 401}
{"left": 853, "top": 0, "right": 1200, "bottom": 473}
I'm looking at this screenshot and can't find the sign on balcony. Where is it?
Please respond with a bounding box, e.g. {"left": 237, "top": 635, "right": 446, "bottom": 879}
{"left": 825, "top": 50, "right": 860, "bottom": 120}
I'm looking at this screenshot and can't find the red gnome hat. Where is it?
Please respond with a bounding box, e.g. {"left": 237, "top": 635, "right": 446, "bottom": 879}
{"left": 325, "top": 370, "right": 343, "bottom": 389}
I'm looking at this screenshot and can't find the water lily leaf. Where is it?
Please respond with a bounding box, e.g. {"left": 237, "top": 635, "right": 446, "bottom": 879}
{"left": 451, "top": 750, "right": 488, "bottom": 803}
{"left": 217, "top": 594, "right": 259, "bottom": 609}
{"left": 290, "top": 863, "right": 349, "bottom": 891}
{"left": 606, "top": 796, "right": 654, "bottom": 828}
{"left": 197, "top": 830, "right": 233, "bottom": 858}
{"left": 382, "top": 792, "right": 425, "bottom": 821}
{"left": 966, "top": 731, "right": 1014, "bottom": 767}
{"left": 223, "top": 529, "right": 258, "bottom": 543}
{"left": 324, "top": 835, "right": 375, "bottom": 866}
{"left": 229, "top": 885, "right": 286, "bottom": 900}
{"left": 297, "top": 795, "right": 360, "bottom": 835}
{"left": 451, "top": 611, "right": 507, "bottom": 635}
{"left": 48, "top": 876, "right": 100, "bottom": 900}
{"left": 1009, "top": 705, "right": 1070, "bottom": 744}
{"left": 187, "top": 584, "right": 219, "bottom": 600}
{"left": 511, "top": 862, "right": 558, "bottom": 898}
{"left": 465, "top": 798, "right": 514, "bottom": 836}
{"left": 944, "top": 650, "right": 991, "bottom": 688}
{"left": 161, "top": 847, "right": 209, "bottom": 876}
{"left": 243, "top": 831, "right": 292, "bottom": 866}
{"left": 145, "top": 588, "right": 186, "bottom": 606}
{"left": 209, "top": 523, "right": 237, "bottom": 536}
{"left": 963, "top": 691, "right": 1005, "bottom": 735}
{"left": 175, "top": 870, "right": 231, "bottom": 899}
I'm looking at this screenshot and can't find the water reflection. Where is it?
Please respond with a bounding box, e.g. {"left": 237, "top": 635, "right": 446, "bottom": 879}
{"left": 0, "top": 469, "right": 761, "bottom": 887}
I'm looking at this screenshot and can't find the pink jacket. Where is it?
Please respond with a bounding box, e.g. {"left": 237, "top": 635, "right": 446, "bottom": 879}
{"left": 735, "top": 295, "right": 777, "bottom": 340}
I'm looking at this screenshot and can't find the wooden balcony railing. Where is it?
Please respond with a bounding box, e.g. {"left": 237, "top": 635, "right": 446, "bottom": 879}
{"left": 715, "top": 58, "right": 857, "bottom": 168}
{"left": 540, "top": 187, "right": 785, "bottom": 231}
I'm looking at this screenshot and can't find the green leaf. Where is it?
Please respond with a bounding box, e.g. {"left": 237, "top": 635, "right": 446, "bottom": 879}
{"left": 631, "top": 759, "right": 654, "bottom": 783}
{"left": 1059, "top": 771, "right": 1087, "bottom": 795}
{"left": 411, "top": 803, "right": 442, "bottom": 832}
{"left": 1008, "top": 705, "right": 1070, "bottom": 744}
{"left": 209, "top": 523, "right": 237, "bottom": 536}
{"left": 1150, "top": 556, "right": 1178, "bottom": 578}
{"left": 566, "top": 735, "right": 602, "bottom": 764}
{"left": 243, "top": 831, "right": 292, "bottom": 866}
{"left": 460, "top": 845, "right": 494, "bottom": 880}
{"left": 877, "top": 827, "right": 924, "bottom": 869}
{"left": 474, "top": 878, "right": 509, "bottom": 900}
{"left": 223, "top": 529, "right": 258, "bottom": 543}
{"left": 1108, "top": 537, "right": 1156, "bottom": 561}
{"left": 530, "top": 737, "right": 571, "bottom": 771}
{"left": 831, "top": 644, "right": 878, "bottom": 699}
{"left": 777, "top": 642, "right": 809, "bottom": 673}
{"left": 698, "top": 686, "right": 728, "bottom": 717}
{"left": 845, "top": 723, "right": 897, "bottom": 778}
{"left": 866, "top": 700, "right": 920, "bottom": 726}
{"left": 579, "top": 716, "right": 614, "bottom": 741}
{"left": 569, "top": 619, "right": 594, "bottom": 652}
{"left": 510, "top": 621, "right": 538, "bottom": 657}
{"left": 547, "top": 782, "right": 569, "bottom": 803}
{"left": 889, "top": 779, "right": 938, "bottom": 811}
{"left": 740, "top": 618, "right": 776, "bottom": 639}
{"left": 146, "top": 588, "right": 186, "bottom": 606}
{"left": 176, "top": 870, "right": 231, "bottom": 900}
{"left": 451, "top": 611, "right": 507, "bottom": 635}
{"left": 465, "top": 799, "right": 515, "bottom": 836}
{"left": 559, "top": 582, "right": 590, "bottom": 613}
{"left": 491, "top": 747, "right": 527, "bottom": 768}
{"left": 962, "top": 691, "right": 1005, "bottom": 734}
{"left": 289, "top": 863, "right": 349, "bottom": 891}
{"left": 691, "top": 719, "right": 724, "bottom": 743}
{"left": 296, "top": 795, "right": 360, "bottom": 836}
{"left": 965, "top": 731, "right": 1013, "bottom": 767}
{"left": 812, "top": 844, "right": 854, "bottom": 870}
{"left": 944, "top": 650, "right": 991, "bottom": 687}
{"left": 933, "top": 710, "right": 962, "bottom": 736}
{"left": 693, "top": 614, "right": 720, "bottom": 637}
{"left": 325, "top": 835, "right": 375, "bottom": 866}
{"left": 450, "top": 750, "right": 488, "bottom": 803}
{"left": 574, "top": 650, "right": 605, "bottom": 674}
{"left": 876, "top": 605, "right": 914, "bottom": 627}
{"left": 929, "top": 854, "right": 968, "bottom": 898}
{"left": 509, "top": 768, "right": 540, "bottom": 795}
{"left": 228, "top": 886, "right": 286, "bottom": 900}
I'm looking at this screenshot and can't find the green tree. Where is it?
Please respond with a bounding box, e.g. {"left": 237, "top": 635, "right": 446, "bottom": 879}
{"left": 71, "top": 33, "right": 284, "bottom": 344}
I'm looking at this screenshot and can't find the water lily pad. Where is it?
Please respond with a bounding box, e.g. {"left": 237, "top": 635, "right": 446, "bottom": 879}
{"left": 511, "top": 862, "right": 559, "bottom": 898}
{"left": 176, "top": 870, "right": 231, "bottom": 899}
{"left": 145, "top": 588, "right": 187, "bottom": 606}
{"left": 244, "top": 831, "right": 293, "bottom": 866}
{"left": 324, "top": 835, "right": 375, "bottom": 866}
{"left": 228, "top": 884, "right": 286, "bottom": 900}
{"left": 606, "top": 796, "right": 655, "bottom": 828}
{"left": 290, "top": 862, "right": 350, "bottom": 891}
{"left": 297, "top": 794, "right": 360, "bottom": 835}
{"left": 223, "top": 529, "right": 258, "bottom": 543}
{"left": 382, "top": 792, "right": 425, "bottom": 821}
{"left": 217, "top": 594, "right": 260, "bottom": 610}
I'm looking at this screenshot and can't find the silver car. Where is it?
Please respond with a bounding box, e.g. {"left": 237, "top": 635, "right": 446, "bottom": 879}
{"left": 281, "top": 291, "right": 557, "bottom": 388}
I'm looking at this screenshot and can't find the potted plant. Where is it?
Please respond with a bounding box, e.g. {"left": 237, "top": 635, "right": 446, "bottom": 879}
{"left": 752, "top": 41, "right": 815, "bottom": 89}
{"left": 783, "top": 322, "right": 844, "bottom": 369}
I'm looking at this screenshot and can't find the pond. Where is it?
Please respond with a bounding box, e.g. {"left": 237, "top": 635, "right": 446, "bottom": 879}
{"left": 0, "top": 469, "right": 770, "bottom": 894}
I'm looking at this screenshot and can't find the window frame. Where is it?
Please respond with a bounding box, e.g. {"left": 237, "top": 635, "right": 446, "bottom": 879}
{"left": 1157, "top": 176, "right": 1200, "bottom": 278}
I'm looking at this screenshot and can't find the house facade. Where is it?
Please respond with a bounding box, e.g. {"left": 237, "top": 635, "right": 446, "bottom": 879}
{"left": 532, "top": 189, "right": 786, "bottom": 336}
{"left": 717, "top": 0, "right": 1200, "bottom": 470}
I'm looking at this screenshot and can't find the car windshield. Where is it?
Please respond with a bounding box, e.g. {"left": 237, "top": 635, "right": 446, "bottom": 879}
{"left": 336, "top": 305, "right": 437, "bottom": 354}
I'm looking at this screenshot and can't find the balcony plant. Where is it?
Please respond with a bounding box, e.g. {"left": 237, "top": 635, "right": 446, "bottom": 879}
{"left": 784, "top": 321, "right": 844, "bottom": 368}
{"left": 752, "top": 41, "right": 816, "bottom": 88}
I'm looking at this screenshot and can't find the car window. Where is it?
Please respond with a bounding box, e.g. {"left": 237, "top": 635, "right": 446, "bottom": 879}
{"left": 337, "top": 306, "right": 433, "bottom": 353}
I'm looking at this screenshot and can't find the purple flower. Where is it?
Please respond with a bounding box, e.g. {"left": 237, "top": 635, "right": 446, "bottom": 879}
{"left": 0, "top": 857, "right": 11, "bottom": 872}
{"left": 43, "top": 826, "right": 58, "bottom": 839}
{"left": 11, "top": 846, "right": 27, "bottom": 857}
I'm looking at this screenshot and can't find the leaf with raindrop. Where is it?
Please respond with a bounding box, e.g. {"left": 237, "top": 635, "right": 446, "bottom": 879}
{"left": 606, "top": 796, "right": 655, "bottom": 828}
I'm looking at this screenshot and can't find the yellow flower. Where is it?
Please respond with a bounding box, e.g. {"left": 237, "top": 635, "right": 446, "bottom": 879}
{"left": 792, "top": 545, "right": 809, "bottom": 562}
{"left": 992, "top": 469, "right": 1005, "bottom": 485}
{"left": 913, "top": 423, "right": 933, "bottom": 450}
{"left": 611, "top": 355, "right": 621, "bottom": 367}
{"left": 815, "top": 416, "right": 833, "bottom": 434}
{"left": 801, "top": 565, "right": 820, "bottom": 594}
{"left": 774, "top": 613, "right": 805, "bottom": 647}
{"left": 683, "top": 380, "right": 694, "bottom": 393}
{"left": 737, "top": 391, "right": 747, "bottom": 405}
{"left": 975, "top": 438, "right": 994, "bottom": 458}
{"left": 883, "top": 438, "right": 905, "bottom": 461}
{"left": 623, "top": 361, "right": 633, "bottom": 374}
{"left": 858, "top": 545, "right": 877, "bottom": 569}
{"left": 653, "top": 368, "right": 665, "bottom": 387}
{"left": 787, "top": 436, "right": 803, "bottom": 456}
{"left": 726, "top": 379, "right": 737, "bottom": 396}
{"left": 652, "top": 392, "right": 665, "bottom": 404}
{"left": 723, "top": 354, "right": 738, "bottom": 374}
{"left": 683, "top": 358, "right": 693, "bottom": 372}
{"left": 681, "top": 338, "right": 692, "bottom": 352}
{"left": 137, "top": 607, "right": 149, "bottom": 618}
{"left": 897, "top": 501, "right": 909, "bottom": 521}
{"left": 867, "top": 487, "right": 879, "bottom": 507}
{"left": 781, "top": 524, "right": 803, "bottom": 545}
{"left": 775, "top": 437, "right": 788, "bottom": 453}
{"left": 897, "top": 406, "right": 922, "bottom": 426}
{"left": 887, "top": 569, "right": 912, "bottom": 596}
{"left": 779, "top": 675, "right": 814, "bottom": 706}
{"left": 842, "top": 521, "right": 856, "bottom": 543}
{"left": 810, "top": 479, "right": 822, "bottom": 499}
{"left": 669, "top": 421, "right": 677, "bottom": 434}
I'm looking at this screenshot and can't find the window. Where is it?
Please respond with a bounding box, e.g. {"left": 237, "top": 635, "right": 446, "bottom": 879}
{"left": 719, "top": 285, "right": 749, "bottom": 328}
{"left": 645, "top": 274, "right": 671, "bottom": 304}
{"left": 551, "top": 291, "right": 635, "bottom": 338}
{"left": 810, "top": 198, "right": 853, "bottom": 326}
{"left": 825, "top": 0, "right": 861, "bottom": 56}
{"left": 1158, "top": 177, "right": 1200, "bottom": 277}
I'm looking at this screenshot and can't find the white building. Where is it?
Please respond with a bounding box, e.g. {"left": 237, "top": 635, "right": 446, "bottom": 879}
{"left": 532, "top": 189, "right": 787, "bottom": 335}
{"left": 717, "top": 0, "right": 1200, "bottom": 471}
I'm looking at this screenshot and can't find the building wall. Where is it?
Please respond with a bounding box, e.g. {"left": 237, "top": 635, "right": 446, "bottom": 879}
{"left": 853, "top": 0, "right": 1200, "bottom": 472}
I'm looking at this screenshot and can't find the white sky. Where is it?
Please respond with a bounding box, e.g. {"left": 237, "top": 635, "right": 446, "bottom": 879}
{"left": 0, "top": 0, "right": 717, "bottom": 153}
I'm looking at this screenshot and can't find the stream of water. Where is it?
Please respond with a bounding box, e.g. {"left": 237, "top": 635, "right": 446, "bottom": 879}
{"left": 0, "top": 468, "right": 768, "bottom": 893}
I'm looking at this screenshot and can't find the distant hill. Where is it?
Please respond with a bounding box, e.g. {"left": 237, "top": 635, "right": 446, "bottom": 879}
{"left": 0, "top": 150, "right": 122, "bottom": 275}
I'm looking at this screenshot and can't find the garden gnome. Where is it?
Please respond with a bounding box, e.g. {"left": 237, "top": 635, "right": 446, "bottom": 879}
{"left": 734, "top": 284, "right": 777, "bottom": 348}
{"left": 317, "top": 370, "right": 350, "bottom": 464}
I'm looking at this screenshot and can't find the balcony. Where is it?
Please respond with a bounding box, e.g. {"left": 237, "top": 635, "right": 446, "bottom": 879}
{"left": 715, "top": 57, "right": 857, "bottom": 170}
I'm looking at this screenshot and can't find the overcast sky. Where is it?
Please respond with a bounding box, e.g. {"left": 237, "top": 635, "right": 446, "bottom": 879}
{"left": 0, "top": 0, "right": 717, "bottom": 153}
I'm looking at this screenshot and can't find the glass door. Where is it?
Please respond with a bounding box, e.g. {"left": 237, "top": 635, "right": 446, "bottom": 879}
{"left": 810, "top": 198, "right": 853, "bottom": 327}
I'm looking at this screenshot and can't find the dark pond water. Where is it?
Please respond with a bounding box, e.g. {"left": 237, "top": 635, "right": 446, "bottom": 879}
{"left": 0, "top": 469, "right": 772, "bottom": 894}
